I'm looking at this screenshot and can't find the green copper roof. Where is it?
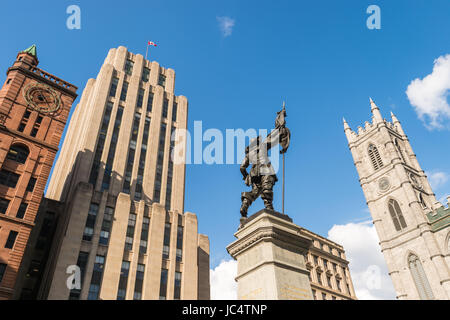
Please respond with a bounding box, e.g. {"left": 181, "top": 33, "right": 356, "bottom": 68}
{"left": 426, "top": 206, "right": 450, "bottom": 232}
{"left": 21, "top": 44, "right": 37, "bottom": 58}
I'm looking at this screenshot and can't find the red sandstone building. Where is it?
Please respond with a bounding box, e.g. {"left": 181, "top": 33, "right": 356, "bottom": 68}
{"left": 0, "top": 45, "right": 77, "bottom": 299}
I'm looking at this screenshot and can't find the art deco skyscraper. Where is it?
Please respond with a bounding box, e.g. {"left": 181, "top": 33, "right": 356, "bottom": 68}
{"left": 42, "top": 46, "right": 210, "bottom": 300}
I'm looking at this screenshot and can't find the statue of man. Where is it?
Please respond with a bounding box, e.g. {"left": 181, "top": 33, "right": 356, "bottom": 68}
{"left": 240, "top": 103, "right": 291, "bottom": 217}
{"left": 240, "top": 136, "right": 278, "bottom": 217}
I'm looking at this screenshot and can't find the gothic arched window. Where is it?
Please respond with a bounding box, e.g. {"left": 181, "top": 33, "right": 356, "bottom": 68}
{"left": 368, "top": 144, "right": 383, "bottom": 170}
{"left": 408, "top": 254, "right": 434, "bottom": 300}
{"left": 388, "top": 199, "right": 407, "bottom": 231}
{"left": 6, "top": 144, "right": 29, "bottom": 164}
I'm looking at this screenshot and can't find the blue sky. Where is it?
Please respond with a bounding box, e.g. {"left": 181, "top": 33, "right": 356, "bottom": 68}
{"left": 1, "top": 0, "right": 449, "bottom": 271}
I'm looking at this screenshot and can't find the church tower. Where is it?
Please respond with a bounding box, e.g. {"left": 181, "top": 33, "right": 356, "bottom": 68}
{"left": 344, "top": 98, "right": 450, "bottom": 300}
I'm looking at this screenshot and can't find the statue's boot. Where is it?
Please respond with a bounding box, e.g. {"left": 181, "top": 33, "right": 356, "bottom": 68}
{"left": 240, "top": 198, "right": 251, "bottom": 217}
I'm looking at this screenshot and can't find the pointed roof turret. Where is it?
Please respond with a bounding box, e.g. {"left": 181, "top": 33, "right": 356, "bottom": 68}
{"left": 21, "top": 44, "right": 38, "bottom": 59}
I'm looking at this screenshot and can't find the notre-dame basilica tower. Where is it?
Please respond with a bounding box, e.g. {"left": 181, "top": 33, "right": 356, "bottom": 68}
{"left": 344, "top": 98, "right": 450, "bottom": 300}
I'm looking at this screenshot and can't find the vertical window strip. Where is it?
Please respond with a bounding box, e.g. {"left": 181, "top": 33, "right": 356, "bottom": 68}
{"left": 123, "top": 113, "right": 141, "bottom": 194}
{"left": 89, "top": 102, "right": 113, "bottom": 186}
{"left": 125, "top": 213, "right": 137, "bottom": 251}
{"left": 176, "top": 224, "right": 183, "bottom": 262}
{"left": 137, "top": 88, "right": 144, "bottom": 108}
{"left": 174, "top": 271, "right": 182, "bottom": 300}
{"left": 99, "top": 206, "right": 114, "bottom": 246}
{"left": 134, "top": 264, "right": 145, "bottom": 300}
{"left": 172, "top": 101, "right": 177, "bottom": 122}
{"left": 120, "top": 81, "right": 129, "bottom": 101}
{"left": 163, "top": 222, "right": 171, "bottom": 259}
{"left": 109, "top": 78, "right": 119, "bottom": 97}
{"left": 69, "top": 251, "right": 89, "bottom": 300}
{"left": 159, "top": 268, "right": 168, "bottom": 300}
{"left": 165, "top": 128, "right": 175, "bottom": 210}
{"left": 117, "top": 261, "right": 130, "bottom": 300}
{"left": 87, "top": 255, "right": 105, "bottom": 300}
{"left": 139, "top": 215, "right": 150, "bottom": 254}
{"left": 101, "top": 107, "right": 124, "bottom": 191}
{"left": 134, "top": 117, "right": 151, "bottom": 200}
{"left": 153, "top": 123, "right": 166, "bottom": 203}
{"left": 147, "top": 92, "right": 154, "bottom": 113}
{"left": 82, "top": 203, "right": 99, "bottom": 241}
{"left": 142, "top": 67, "right": 150, "bottom": 82}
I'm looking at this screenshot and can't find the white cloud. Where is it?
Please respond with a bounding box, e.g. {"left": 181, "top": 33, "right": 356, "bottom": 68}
{"left": 406, "top": 54, "right": 450, "bottom": 129}
{"left": 217, "top": 16, "right": 235, "bottom": 37}
{"left": 210, "top": 259, "right": 237, "bottom": 300}
{"left": 328, "top": 221, "right": 397, "bottom": 300}
{"left": 427, "top": 171, "right": 449, "bottom": 190}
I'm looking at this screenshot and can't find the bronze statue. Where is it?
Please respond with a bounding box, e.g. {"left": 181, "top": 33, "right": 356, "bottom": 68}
{"left": 240, "top": 103, "right": 291, "bottom": 217}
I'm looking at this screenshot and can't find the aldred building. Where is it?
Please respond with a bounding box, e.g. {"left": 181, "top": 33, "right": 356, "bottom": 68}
{"left": 0, "top": 45, "right": 77, "bottom": 299}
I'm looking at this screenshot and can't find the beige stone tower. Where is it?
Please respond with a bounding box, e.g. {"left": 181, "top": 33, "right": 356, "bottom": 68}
{"left": 42, "top": 46, "right": 209, "bottom": 300}
{"left": 344, "top": 98, "right": 450, "bottom": 300}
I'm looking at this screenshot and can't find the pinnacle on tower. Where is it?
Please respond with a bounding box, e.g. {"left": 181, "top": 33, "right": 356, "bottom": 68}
{"left": 21, "top": 44, "right": 38, "bottom": 59}
{"left": 369, "top": 97, "right": 383, "bottom": 123}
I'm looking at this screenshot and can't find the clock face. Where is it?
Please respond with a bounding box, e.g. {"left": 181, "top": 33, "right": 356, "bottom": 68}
{"left": 23, "top": 83, "right": 61, "bottom": 114}
{"left": 378, "top": 177, "right": 390, "bottom": 192}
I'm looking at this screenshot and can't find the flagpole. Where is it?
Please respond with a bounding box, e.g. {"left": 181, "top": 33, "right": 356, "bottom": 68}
{"left": 145, "top": 43, "right": 149, "bottom": 60}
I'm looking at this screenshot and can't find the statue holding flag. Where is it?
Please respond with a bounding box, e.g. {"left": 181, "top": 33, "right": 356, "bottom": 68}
{"left": 239, "top": 102, "right": 291, "bottom": 218}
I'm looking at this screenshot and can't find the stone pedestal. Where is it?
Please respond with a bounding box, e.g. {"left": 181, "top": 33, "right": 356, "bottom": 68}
{"left": 227, "top": 209, "right": 313, "bottom": 300}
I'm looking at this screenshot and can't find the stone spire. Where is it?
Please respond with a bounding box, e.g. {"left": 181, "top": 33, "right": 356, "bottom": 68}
{"left": 369, "top": 97, "right": 383, "bottom": 123}
{"left": 343, "top": 117, "right": 354, "bottom": 142}
{"left": 391, "top": 111, "right": 405, "bottom": 135}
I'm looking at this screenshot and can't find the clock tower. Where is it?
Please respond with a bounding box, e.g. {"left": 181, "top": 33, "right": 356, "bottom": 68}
{"left": 344, "top": 98, "right": 450, "bottom": 300}
{"left": 0, "top": 45, "right": 77, "bottom": 299}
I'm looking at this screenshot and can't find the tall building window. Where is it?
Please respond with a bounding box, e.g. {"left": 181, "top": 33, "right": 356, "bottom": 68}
{"left": 6, "top": 144, "right": 29, "bottom": 164}
{"left": 5, "top": 230, "right": 18, "bottom": 249}
{"left": 174, "top": 271, "right": 182, "bottom": 300}
{"left": 135, "top": 117, "right": 151, "bottom": 200}
{"left": 89, "top": 102, "right": 113, "bottom": 186}
{"left": 99, "top": 206, "right": 114, "bottom": 245}
{"left": 163, "top": 222, "right": 171, "bottom": 259}
{"left": 140, "top": 215, "right": 150, "bottom": 254}
{"left": 408, "top": 254, "right": 434, "bottom": 300}
{"left": 176, "top": 225, "right": 183, "bottom": 262}
{"left": 327, "top": 275, "right": 332, "bottom": 288}
{"left": 0, "top": 170, "right": 20, "bottom": 188}
{"left": 337, "top": 279, "right": 342, "bottom": 292}
{"left": 83, "top": 203, "right": 99, "bottom": 241}
{"left": 120, "top": 81, "right": 129, "bottom": 102}
{"left": 142, "top": 67, "right": 150, "bottom": 82}
{"left": 134, "top": 264, "right": 145, "bottom": 300}
{"left": 102, "top": 106, "right": 124, "bottom": 191}
{"left": 18, "top": 110, "right": 31, "bottom": 132}
{"left": 388, "top": 199, "right": 407, "bottom": 231}
{"left": 109, "top": 77, "right": 119, "bottom": 97}
{"left": 0, "top": 263, "right": 6, "bottom": 284}
{"left": 69, "top": 251, "right": 89, "bottom": 300}
{"left": 158, "top": 74, "right": 166, "bottom": 88}
{"left": 165, "top": 128, "right": 175, "bottom": 210}
{"left": 159, "top": 268, "right": 168, "bottom": 300}
{"left": 137, "top": 88, "right": 144, "bottom": 108}
{"left": 146, "top": 92, "right": 154, "bottom": 113}
{"left": 124, "top": 59, "right": 134, "bottom": 75}
{"left": 35, "top": 211, "right": 56, "bottom": 251}
{"left": 0, "top": 198, "right": 10, "bottom": 214}
{"left": 117, "top": 261, "right": 130, "bottom": 300}
{"left": 172, "top": 101, "right": 178, "bottom": 122}
{"left": 16, "top": 202, "right": 28, "bottom": 219}
{"left": 123, "top": 113, "right": 141, "bottom": 194}
{"left": 153, "top": 123, "right": 166, "bottom": 203}
{"left": 125, "top": 213, "right": 137, "bottom": 251}
{"left": 30, "top": 115, "right": 43, "bottom": 137}
{"left": 88, "top": 255, "right": 105, "bottom": 300}
{"left": 368, "top": 144, "right": 383, "bottom": 170}
{"left": 162, "top": 99, "right": 169, "bottom": 118}
{"left": 26, "top": 177, "right": 37, "bottom": 192}
{"left": 317, "top": 272, "right": 323, "bottom": 286}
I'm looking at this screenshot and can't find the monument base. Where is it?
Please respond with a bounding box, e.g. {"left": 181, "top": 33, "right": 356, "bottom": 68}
{"left": 227, "top": 209, "right": 313, "bottom": 300}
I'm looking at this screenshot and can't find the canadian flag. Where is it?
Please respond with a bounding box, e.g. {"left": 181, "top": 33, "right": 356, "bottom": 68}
{"left": 148, "top": 41, "right": 157, "bottom": 47}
